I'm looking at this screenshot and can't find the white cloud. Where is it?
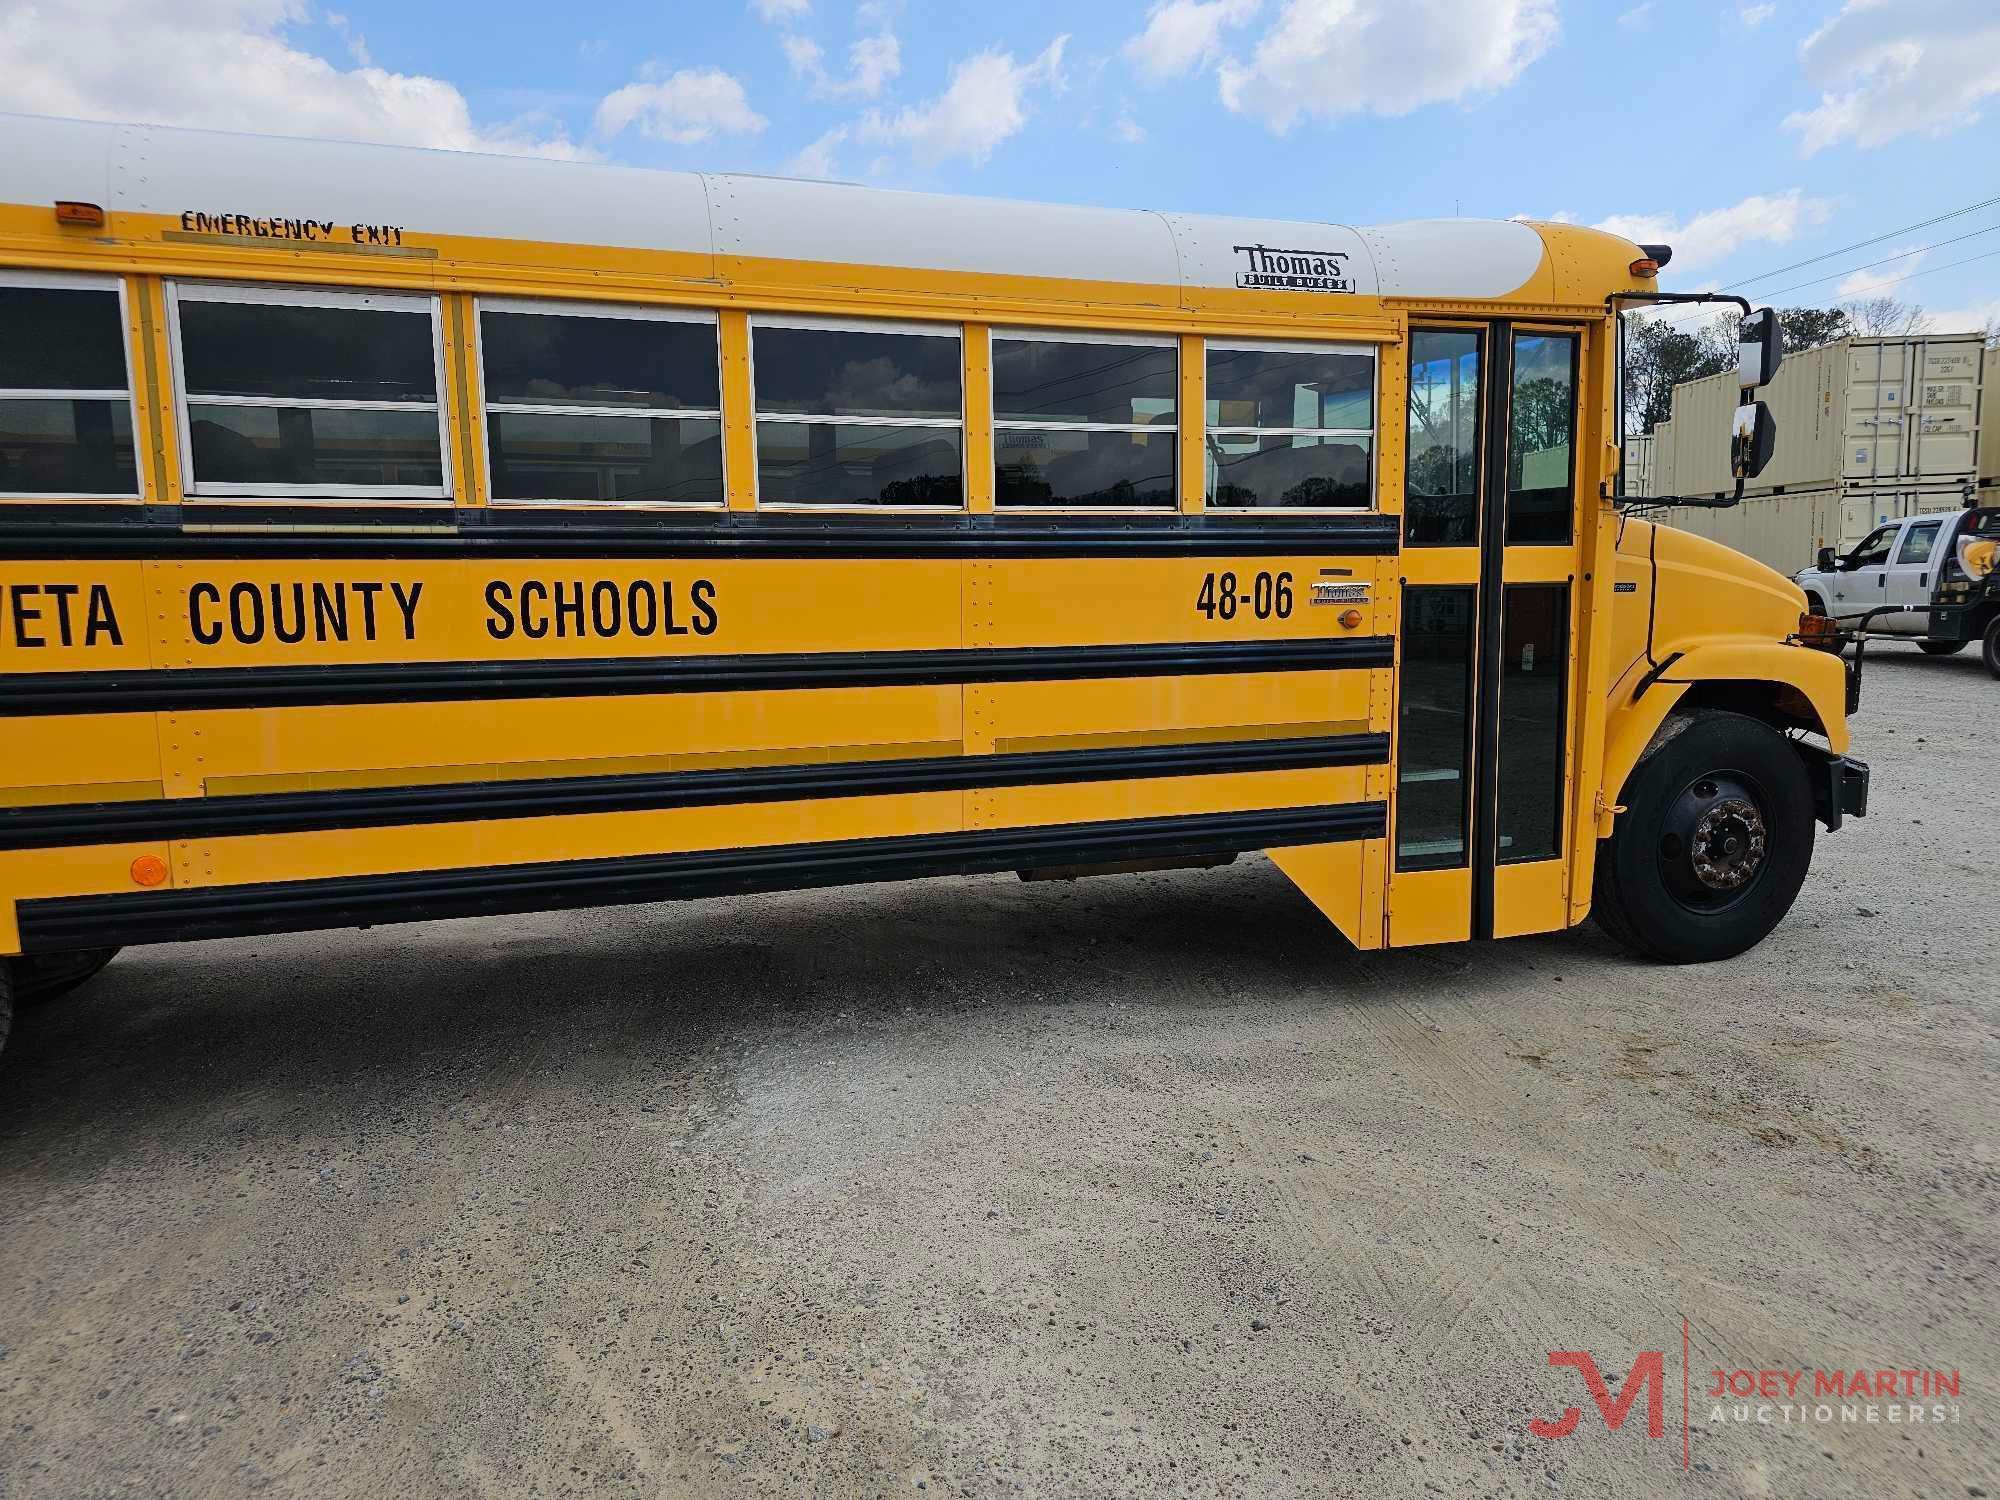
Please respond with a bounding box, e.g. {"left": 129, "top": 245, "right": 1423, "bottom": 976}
{"left": 595, "top": 68, "right": 768, "bottom": 145}
{"left": 1590, "top": 189, "right": 1833, "bottom": 272}
{"left": 1616, "top": 4, "right": 1654, "bottom": 30}
{"left": 787, "top": 125, "right": 848, "bottom": 179}
{"left": 777, "top": 17, "right": 899, "bottom": 99}
{"left": 1835, "top": 246, "right": 1928, "bottom": 300}
{"left": 1126, "top": 0, "right": 1259, "bottom": 81}
{"left": 0, "top": 0, "right": 587, "bottom": 158}
{"left": 1784, "top": 0, "right": 2000, "bottom": 154}
{"left": 1925, "top": 295, "right": 2000, "bottom": 338}
{"left": 749, "top": 0, "right": 811, "bottom": 19}
{"left": 1214, "top": 0, "right": 1558, "bottom": 133}
{"left": 861, "top": 37, "right": 1068, "bottom": 164}
{"left": 1738, "top": 3, "right": 1775, "bottom": 28}
{"left": 1114, "top": 110, "right": 1148, "bottom": 144}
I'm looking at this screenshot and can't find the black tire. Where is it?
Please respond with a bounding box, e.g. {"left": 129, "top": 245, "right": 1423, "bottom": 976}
{"left": 12, "top": 947, "right": 120, "bottom": 1007}
{"left": 1917, "top": 639, "right": 1967, "bottom": 656}
{"left": 1985, "top": 617, "right": 2000, "bottom": 680}
{"left": 1592, "top": 711, "right": 1815, "bottom": 964}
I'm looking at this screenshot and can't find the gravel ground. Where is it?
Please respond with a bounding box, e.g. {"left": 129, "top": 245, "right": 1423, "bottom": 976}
{"left": 0, "top": 642, "right": 1994, "bottom": 1500}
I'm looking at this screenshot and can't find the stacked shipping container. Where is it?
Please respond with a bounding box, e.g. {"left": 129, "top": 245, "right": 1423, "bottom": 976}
{"left": 1640, "top": 335, "right": 1993, "bottom": 576}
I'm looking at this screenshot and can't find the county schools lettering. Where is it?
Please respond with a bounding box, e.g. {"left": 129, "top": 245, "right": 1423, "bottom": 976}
{"left": 173, "top": 578, "right": 721, "bottom": 647}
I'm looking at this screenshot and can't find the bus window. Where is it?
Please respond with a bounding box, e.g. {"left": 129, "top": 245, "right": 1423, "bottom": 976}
{"left": 1405, "top": 329, "right": 1482, "bottom": 546}
{"left": 1504, "top": 332, "right": 1576, "bottom": 545}
{"left": 0, "top": 274, "right": 139, "bottom": 498}
{"left": 991, "top": 331, "right": 1176, "bottom": 509}
{"left": 751, "top": 318, "right": 963, "bottom": 507}
{"left": 1204, "top": 342, "right": 1374, "bottom": 509}
{"left": 171, "top": 284, "right": 448, "bottom": 499}
{"left": 480, "top": 302, "right": 723, "bottom": 506}
{"left": 1495, "top": 583, "right": 1568, "bottom": 863}
{"left": 1395, "top": 586, "right": 1476, "bottom": 870}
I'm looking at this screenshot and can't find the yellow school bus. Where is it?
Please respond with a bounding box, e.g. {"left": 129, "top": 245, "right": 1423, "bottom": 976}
{"left": 0, "top": 114, "right": 1869, "bottom": 1049}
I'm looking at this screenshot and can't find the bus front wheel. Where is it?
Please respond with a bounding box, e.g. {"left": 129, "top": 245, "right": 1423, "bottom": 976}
{"left": 1592, "top": 711, "right": 1815, "bottom": 964}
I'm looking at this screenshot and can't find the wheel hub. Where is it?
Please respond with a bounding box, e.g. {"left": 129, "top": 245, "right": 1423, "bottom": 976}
{"left": 1658, "top": 772, "right": 1773, "bottom": 913}
{"left": 1689, "top": 796, "right": 1765, "bottom": 890}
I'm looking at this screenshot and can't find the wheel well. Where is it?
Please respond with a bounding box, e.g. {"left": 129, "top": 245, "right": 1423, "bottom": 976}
{"left": 1671, "top": 679, "right": 1828, "bottom": 741}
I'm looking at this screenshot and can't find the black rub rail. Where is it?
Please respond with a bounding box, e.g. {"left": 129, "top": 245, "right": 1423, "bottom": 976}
{"left": 0, "top": 636, "right": 1395, "bottom": 716}
{"left": 0, "top": 732, "right": 1390, "bottom": 850}
{"left": 15, "top": 801, "right": 1387, "bottom": 952}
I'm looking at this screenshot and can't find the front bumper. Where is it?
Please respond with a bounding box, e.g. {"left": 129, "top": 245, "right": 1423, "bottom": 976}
{"left": 1795, "top": 743, "right": 1870, "bottom": 832}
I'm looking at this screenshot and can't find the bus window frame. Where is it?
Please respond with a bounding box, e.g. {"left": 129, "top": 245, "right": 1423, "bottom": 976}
{"left": 747, "top": 312, "right": 966, "bottom": 513}
{"left": 990, "top": 325, "right": 1179, "bottom": 516}
{"left": 474, "top": 296, "right": 726, "bottom": 512}
{"left": 1203, "top": 337, "right": 1378, "bottom": 515}
{"left": 164, "top": 279, "right": 455, "bottom": 505}
{"left": 0, "top": 268, "right": 143, "bottom": 504}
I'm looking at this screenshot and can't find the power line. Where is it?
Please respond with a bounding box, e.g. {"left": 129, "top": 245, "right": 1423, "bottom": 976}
{"left": 1719, "top": 192, "right": 2000, "bottom": 290}
{"left": 1658, "top": 219, "right": 2000, "bottom": 327}
{"left": 1641, "top": 190, "right": 2000, "bottom": 330}
{"left": 1754, "top": 234, "right": 2000, "bottom": 303}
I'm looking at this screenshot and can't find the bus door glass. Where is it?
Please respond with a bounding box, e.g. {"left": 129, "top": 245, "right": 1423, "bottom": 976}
{"left": 1390, "top": 322, "right": 1585, "bottom": 945}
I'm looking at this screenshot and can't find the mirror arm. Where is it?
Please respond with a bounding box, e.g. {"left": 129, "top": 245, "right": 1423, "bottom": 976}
{"left": 1605, "top": 290, "right": 1754, "bottom": 318}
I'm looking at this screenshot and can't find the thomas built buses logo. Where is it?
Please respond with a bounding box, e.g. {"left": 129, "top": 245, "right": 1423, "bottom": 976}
{"left": 1527, "top": 1321, "right": 1964, "bottom": 1471}
{"left": 1232, "top": 243, "right": 1354, "bottom": 293}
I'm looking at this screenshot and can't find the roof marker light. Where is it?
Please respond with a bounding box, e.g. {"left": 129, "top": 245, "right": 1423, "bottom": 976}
{"left": 55, "top": 200, "right": 105, "bottom": 228}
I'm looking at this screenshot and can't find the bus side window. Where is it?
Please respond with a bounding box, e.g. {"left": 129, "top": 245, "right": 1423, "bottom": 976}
{"left": 1204, "top": 341, "right": 1375, "bottom": 510}
{"left": 0, "top": 274, "right": 140, "bottom": 500}
{"left": 991, "top": 330, "right": 1177, "bottom": 510}
{"left": 169, "top": 282, "right": 450, "bottom": 501}
{"left": 480, "top": 301, "right": 724, "bottom": 507}
{"left": 750, "top": 317, "right": 964, "bottom": 508}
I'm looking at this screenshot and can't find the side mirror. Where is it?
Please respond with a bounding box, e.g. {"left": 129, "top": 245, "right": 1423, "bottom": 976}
{"left": 1731, "top": 400, "right": 1777, "bottom": 481}
{"left": 1739, "top": 306, "right": 1782, "bottom": 388}
{"left": 1816, "top": 546, "right": 1837, "bottom": 573}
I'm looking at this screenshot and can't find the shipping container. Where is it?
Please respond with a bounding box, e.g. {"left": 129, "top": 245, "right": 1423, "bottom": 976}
{"left": 1982, "top": 346, "right": 2000, "bottom": 497}
{"left": 1652, "top": 332, "right": 1986, "bottom": 501}
{"left": 1622, "top": 431, "right": 1656, "bottom": 496}
{"left": 1642, "top": 331, "right": 1991, "bottom": 575}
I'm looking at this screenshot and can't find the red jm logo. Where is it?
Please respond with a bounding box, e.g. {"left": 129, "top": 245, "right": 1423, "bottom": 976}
{"left": 1530, "top": 1351, "right": 1667, "bottom": 1440}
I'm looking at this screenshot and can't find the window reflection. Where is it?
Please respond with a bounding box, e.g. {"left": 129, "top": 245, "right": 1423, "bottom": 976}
{"left": 1205, "top": 342, "right": 1376, "bottom": 510}
{"left": 993, "top": 334, "right": 1175, "bottom": 507}
{"left": 1505, "top": 333, "right": 1575, "bottom": 545}
{"left": 752, "top": 321, "right": 963, "bottom": 505}
{"left": 1406, "top": 330, "right": 1481, "bottom": 546}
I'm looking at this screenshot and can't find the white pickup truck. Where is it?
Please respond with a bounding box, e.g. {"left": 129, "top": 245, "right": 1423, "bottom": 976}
{"left": 1795, "top": 505, "right": 2000, "bottom": 677}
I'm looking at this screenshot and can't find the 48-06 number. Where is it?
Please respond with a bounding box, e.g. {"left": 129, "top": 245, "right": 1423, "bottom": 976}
{"left": 1196, "top": 570, "right": 1293, "bottom": 621}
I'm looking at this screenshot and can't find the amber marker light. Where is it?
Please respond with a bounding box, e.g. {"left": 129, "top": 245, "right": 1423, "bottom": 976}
{"left": 1629, "top": 257, "right": 1660, "bottom": 278}
{"left": 1338, "top": 608, "right": 1365, "bottom": 630}
{"left": 54, "top": 200, "right": 106, "bottom": 228}
{"left": 130, "top": 854, "right": 169, "bottom": 888}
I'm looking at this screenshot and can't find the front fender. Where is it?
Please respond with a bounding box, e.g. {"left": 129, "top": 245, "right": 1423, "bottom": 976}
{"left": 1599, "top": 640, "right": 1850, "bottom": 830}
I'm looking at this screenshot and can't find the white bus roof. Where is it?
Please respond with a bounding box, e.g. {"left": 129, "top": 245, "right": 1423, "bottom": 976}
{"left": 0, "top": 113, "right": 1594, "bottom": 303}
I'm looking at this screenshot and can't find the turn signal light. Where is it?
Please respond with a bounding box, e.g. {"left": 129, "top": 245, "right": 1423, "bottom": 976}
{"left": 1338, "top": 608, "right": 1364, "bottom": 629}
{"left": 1629, "top": 257, "right": 1660, "bottom": 278}
{"left": 1797, "top": 612, "right": 1839, "bottom": 646}
{"left": 54, "top": 200, "right": 105, "bottom": 228}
